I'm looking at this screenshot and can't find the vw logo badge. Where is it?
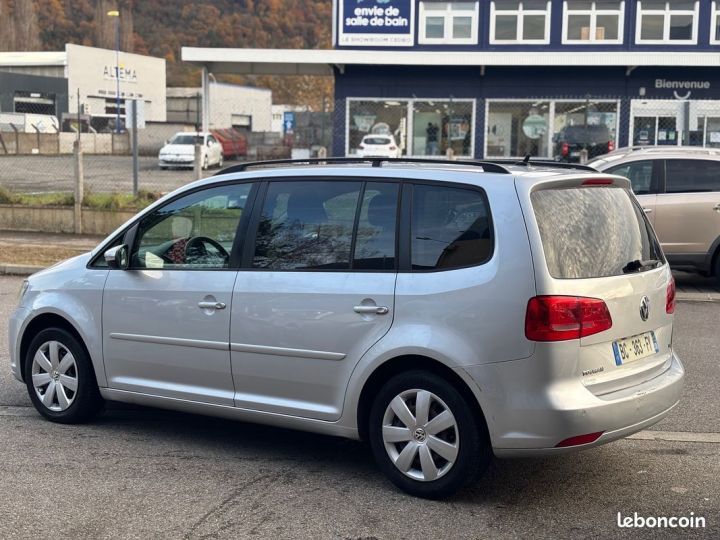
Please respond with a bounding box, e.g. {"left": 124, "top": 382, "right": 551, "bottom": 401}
{"left": 640, "top": 296, "right": 650, "bottom": 321}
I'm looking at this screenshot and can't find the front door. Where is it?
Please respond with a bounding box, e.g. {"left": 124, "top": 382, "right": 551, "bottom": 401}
{"left": 103, "top": 182, "right": 254, "bottom": 405}
{"left": 230, "top": 179, "right": 399, "bottom": 420}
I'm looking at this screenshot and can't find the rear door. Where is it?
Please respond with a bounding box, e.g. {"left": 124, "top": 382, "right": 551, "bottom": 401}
{"left": 604, "top": 159, "right": 659, "bottom": 226}
{"left": 529, "top": 183, "right": 674, "bottom": 396}
{"left": 229, "top": 179, "right": 399, "bottom": 421}
{"left": 653, "top": 159, "right": 720, "bottom": 256}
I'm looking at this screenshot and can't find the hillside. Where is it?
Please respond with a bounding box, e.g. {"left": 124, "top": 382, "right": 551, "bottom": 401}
{"left": 1, "top": 0, "right": 334, "bottom": 109}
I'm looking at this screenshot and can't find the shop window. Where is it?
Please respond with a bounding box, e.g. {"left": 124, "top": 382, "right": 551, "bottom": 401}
{"left": 552, "top": 101, "right": 618, "bottom": 162}
{"left": 486, "top": 101, "right": 550, "bottom": 158}
{"left": 347, "top": 100, "right": 410, "bottom": 157}
{"left": 711, "top": 1, "right": 720, "bottom": 43}
{"left": 347, "top": 98, "right": 475, "bottom": 158}
{"left": 419, "top": 2, "right": 479, "bottom": 44}
{"left": 636, "top": 0, "right": 697, "bottom": 44}
{"left": 412, "top": 100, "right": 474, "bottom": 157}
{"left": 490, "top": 0, "right": 551, "bottom": 44}
{"left": 563, "top": 1, "right": 624, "bottom": 44}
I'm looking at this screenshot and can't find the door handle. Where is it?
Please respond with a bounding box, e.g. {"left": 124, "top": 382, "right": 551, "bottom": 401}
{"left": 354, "top": 305, "right": 389, "bottom": 315}
{"left": 198, "top": 301, "right": 226, "bottom": 310}
{"left": 642, "top": 207, "right": 653, "bottom": 214}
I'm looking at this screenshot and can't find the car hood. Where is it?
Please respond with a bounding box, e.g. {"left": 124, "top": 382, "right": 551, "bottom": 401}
{"left": 159, "top": 144, "right": 195, "bottom": 156}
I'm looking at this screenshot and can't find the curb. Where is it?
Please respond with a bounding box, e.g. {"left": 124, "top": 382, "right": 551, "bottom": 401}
{"left": 0, "top": 264, "right": 45, "bottom": 276}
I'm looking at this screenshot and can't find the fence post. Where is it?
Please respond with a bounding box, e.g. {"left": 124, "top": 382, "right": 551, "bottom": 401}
{"left": 73, "top": 140, "right": 84, "bottom": 234}
{"left": 131, "top": 100, "right": 139, "bottom": 196}
{"left": 194, "top": 143, "right": 202, "bottom": 180}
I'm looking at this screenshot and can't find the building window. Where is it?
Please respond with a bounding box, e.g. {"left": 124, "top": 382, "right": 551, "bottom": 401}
{"left": 419, "top": 2, "right": 479, "bottom": 44}
{"left": 711, "top": 1, "right": 720, "bottom": 43}
{"left": 636, "top": 0, "right": 698, "bottom": 44}
{"left": 490, "top": 1, "right": 551, "bottom": 44}
{"left": 347, "top": 98, "right": 475, "bottom": 158}
{"left": 563, "top": 1, "right": 624, "bottom": 44}
{"left": 486, "top": 99, "right": 619, "bottom": 160}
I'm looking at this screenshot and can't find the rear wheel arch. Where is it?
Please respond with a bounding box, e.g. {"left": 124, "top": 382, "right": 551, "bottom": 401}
{"left": 19, "top": 313, "right": 93, "bottom": 384}
{"left": 356, "top": 355, "right": 489, "bottom": 444}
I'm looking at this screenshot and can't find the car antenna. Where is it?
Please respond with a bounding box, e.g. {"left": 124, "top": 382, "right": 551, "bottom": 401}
{"left": 522, "top": 154, "right": 531, "bottom": 165}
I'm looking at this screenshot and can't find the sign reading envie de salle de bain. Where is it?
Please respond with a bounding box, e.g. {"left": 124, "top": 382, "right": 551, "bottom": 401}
{"left": 339, "top": 0, "right": 414, "bottom": 47}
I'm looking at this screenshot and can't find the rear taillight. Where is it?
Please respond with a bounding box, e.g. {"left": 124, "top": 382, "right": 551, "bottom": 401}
{"left": 561, "top": 142, "right": 569, "bottom": 157}
{"left": 666, "top": 277, "right": 676, "bottom": 314}
{"left": 608, "top": 140, "right": 615, "bottom": 152}
{"left": 525, "top": 296, "right": 613, "bottom": 342}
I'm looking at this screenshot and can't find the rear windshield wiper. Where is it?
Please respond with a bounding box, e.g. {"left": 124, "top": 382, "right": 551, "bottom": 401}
{"left": 622, "top": 259, "right": 662, "bottom": 274}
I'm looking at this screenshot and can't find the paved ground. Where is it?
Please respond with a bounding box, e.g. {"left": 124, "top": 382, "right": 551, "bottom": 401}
{"left": 0, "top": 155, "right": 236, "bottom": 194}
{"left": 0, "top": 274, "right": 718, "bottom": 538}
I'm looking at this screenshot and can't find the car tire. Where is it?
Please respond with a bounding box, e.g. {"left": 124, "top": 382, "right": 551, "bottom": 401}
{"left": 24, "top": 328, "right": 104, "bottom": 424}
{"left": 202, "top": 156, "right": 209, "bottom": 170}
{"left": 368, "top": 370, "right": 491, "bottom": 499}
{"left": 714, "top": 252, "right": 720, "bottom": 288}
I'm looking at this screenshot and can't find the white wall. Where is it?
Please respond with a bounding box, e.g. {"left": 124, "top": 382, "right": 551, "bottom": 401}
{"left": 65, "top": 43, "right": 166, "bottom": 122}
{"left": 208, "top": 83, "right": 271, "bottom": 131}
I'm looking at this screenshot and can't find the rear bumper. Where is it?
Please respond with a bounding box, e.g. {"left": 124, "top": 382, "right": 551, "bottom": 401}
{"left": 463, "top": 351, "right": 685, "bottom": 457}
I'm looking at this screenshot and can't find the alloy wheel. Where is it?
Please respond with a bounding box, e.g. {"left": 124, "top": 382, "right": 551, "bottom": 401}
{"left": 382, "top": 389, "right": 459, "bottom": 482}
{"left": 31, "top": 341, "right": 78, "bottom": 412}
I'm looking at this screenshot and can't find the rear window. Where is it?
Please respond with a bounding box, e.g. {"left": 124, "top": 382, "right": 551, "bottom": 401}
{"left": 363, "top": 137, "right": 391, "bottom": 145}
{"left": 531, "top": 187, "right": 664, "bottom": 279}
{"left": 560, "top": 125, "right": 610, "bottom": 144}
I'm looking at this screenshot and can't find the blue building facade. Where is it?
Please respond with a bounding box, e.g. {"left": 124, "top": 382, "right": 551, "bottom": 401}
{"left": 332, "top": 1, "right": 720, "bottom": 159}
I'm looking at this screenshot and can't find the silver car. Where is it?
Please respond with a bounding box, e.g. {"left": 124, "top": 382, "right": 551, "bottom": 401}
{"left": 8, "top": 159, "right": 684, "bottom": 498}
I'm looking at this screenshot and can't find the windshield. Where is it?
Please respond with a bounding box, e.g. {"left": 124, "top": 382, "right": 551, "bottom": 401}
{"left": 531, "top": 186, "right": 664, "bottom": 279}
{"left": 170, "top": 135, "right": 203, "bottom": 145}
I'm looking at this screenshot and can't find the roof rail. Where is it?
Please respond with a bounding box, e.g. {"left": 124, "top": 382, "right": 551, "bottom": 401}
{"left": 214, "top": 157, "right": 512, "bottom": 175}
{"left": 484, "top": 158, "right": 597, "bottom": 172}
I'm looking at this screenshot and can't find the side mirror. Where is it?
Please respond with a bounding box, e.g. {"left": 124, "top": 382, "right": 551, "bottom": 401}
{"left": 104, "top": 244, "right": 129, "bottom": 270}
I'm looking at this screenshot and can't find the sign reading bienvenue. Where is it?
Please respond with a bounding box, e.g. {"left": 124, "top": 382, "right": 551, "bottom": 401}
{"left": 339, "top": 0, "right": 414, "bottom": 47}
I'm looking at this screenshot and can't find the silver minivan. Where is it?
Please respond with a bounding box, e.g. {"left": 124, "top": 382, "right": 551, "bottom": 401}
{"left": 8, "top": 159, "right": 684, "bottom": 498}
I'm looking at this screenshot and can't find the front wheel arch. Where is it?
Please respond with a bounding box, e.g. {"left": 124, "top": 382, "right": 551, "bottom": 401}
{"left": 19, "top": 313, "right": 93, "bottom": 384}
{"left": 356, "top": 355, "right": 489, "bottom": 445}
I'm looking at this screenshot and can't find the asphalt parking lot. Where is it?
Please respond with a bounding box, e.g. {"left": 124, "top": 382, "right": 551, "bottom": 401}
{"left": 0, "top": 155, "right": 231, "bottom": 194}
{"left": 1, "top": 273, "right": 719, "bottom": 539}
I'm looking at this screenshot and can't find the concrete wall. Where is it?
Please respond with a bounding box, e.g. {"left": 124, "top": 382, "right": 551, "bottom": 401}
{"left": 0, "top": 205, "right": 135, "bottom": 235}
{"left": 0, "top": 132, "right": 129, "bottom": 154}
{"left": 208, "top": 83, "right": 272, "bottom": 131}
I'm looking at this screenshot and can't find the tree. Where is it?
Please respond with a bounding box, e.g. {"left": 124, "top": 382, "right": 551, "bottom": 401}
{"left": 0, "top": 0, "right": 16, "bottom": 51}
{"left": 13, "top": 0, "right": 42, "bottom": 51}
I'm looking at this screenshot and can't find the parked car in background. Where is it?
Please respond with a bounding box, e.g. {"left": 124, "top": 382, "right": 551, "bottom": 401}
{"left": 357, "top": 134, "right": 401, "bottom": 158}
{"left": 9, "top": 158, "right": 683, "bottom": 498}
{"left": 554, "top": 124, "right": 614, "bottom": 162}
{"left": 158, "top": 132, "right": 224, "bottom": 170}
{"left": 590, "top": 147, "right": 720, "bottom": 285}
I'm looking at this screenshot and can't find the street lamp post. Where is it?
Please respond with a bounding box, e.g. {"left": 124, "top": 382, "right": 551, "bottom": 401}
{"left": 107, "top": 10, "right": 120, "bottom": 134}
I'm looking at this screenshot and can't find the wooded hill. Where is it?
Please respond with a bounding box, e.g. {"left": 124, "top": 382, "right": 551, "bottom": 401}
{"left": 0, "top": 0, "right": 334, "bottom": 109}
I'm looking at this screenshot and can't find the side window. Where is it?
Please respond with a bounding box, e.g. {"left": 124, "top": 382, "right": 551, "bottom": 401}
{"left": 606, "top": 160, "right": 655, "bottom": 194}
{"left": 132, "top": 183, "right": 252, "bottom": 270}
{"left": 208, "top": 136, "right": 218, "bottom": 145}
{"left": 411, "top": 184, "right": 493, "bottom": 271}
{"left": 253, "top": 181, "right": 362, "bottom": 270}
{"left": 665, "top": 159, "right": 720, "bottom": 193}
{"left": 353, "top": 182, "right": 399, "bottom": 270}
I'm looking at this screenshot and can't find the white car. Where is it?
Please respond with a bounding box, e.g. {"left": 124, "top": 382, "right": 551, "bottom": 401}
{"left": 357, "top": 134, "right": 401, "bottom": 158}
{"left": 158, "top": 132, "right": 224, "bottom": 170}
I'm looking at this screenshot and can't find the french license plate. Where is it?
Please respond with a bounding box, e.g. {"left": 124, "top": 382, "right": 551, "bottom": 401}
{"left": 612, "top": 331, "right": 659, "bottom": 366}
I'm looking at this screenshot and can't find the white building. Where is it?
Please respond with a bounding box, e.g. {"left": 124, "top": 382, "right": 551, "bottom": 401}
{"left": 0, "top": 43, "right": 167, "bottom": 127}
